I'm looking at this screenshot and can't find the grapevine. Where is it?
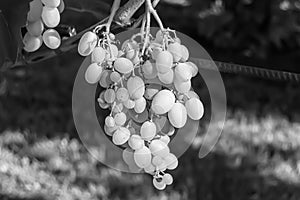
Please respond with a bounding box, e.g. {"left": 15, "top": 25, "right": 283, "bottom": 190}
{"left": 77, "top": 0, "right": 205, "bottom": 190}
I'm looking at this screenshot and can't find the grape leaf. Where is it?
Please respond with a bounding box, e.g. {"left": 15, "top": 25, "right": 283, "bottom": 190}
{"left": 0, "top": 0, "right": 31, "bottom": 68}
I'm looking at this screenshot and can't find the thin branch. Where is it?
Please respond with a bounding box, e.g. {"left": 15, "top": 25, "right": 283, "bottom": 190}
{"left": 11, "top": 0, "right": 146, "bottom": 68}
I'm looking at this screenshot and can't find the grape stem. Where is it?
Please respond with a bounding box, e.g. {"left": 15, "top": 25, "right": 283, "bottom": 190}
{"left": 146, "top": 0, "right": 164, "bottom": 30}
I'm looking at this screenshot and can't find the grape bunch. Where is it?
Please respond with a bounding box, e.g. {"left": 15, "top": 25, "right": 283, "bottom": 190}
{"left": 78, "top": 28, "right": 204, "bottom": 190}
{"left": 23, "top": 0, "right": 65, "bottom": 52}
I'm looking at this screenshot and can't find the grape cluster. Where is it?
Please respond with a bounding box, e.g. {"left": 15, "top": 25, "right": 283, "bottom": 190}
{"left": 78, "top": 28, "right": 204, "bottom": 190}
{"left": 23, "top": 0, "right": 65, "bottom": 52}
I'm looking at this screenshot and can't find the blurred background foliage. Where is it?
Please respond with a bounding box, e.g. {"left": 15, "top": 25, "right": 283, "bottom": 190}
{"left": 1, "top": 0, "right": 300, "bottom": 199}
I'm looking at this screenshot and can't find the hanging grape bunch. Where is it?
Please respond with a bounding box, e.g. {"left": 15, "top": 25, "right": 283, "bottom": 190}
{"left": 77, "top": 0, "right": 204, "bottom": 190}
{"left": 23, "top": 0, "right": 65, "bottom": 52}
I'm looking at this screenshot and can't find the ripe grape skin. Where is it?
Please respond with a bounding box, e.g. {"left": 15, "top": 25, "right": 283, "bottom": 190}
{"left": 110, "top": 71, "right": 122, "bottom": 83}
{"left": 149, "top": 139, "right": 170, "bottom": 157}
{"left": 127, "top": 76, "right": 145, "bottom": 100}
{"left": 174, "top": 78, "right": 191, "bottom": 94}
{"left": 114, "top": 57, "right": 134, "bottom": 74}
{"left": 156, "top": 51, "right": 173, "bottom": 74}
{"left": 174, "top": 63, "right": 192, "bottom": 82}
{"left": 163, "top": 153, "right": 178, "bottom": 170}
{"left": 123, "top": 99, "right": 135, "bottom": 109}
{"left": 99, "top": 70, "right": 112, "bottom": 88}
{"left": 23, "top": 33, "right": 43, "bottom": 52}
{"left": 104, "top": 89, "right": 115, "bottom": 104}
{"left": 41, "top": 7, "right": 60, "bottom": 28}
{"left": 42, "top": 29, "right": 61, "bottom": 49}
{"left": 180, "top": 45, "right": 189, "bottom": 62}
{"left": 85, "top": 63, "right": 103, "bottom": 84}
{"left": 153, "top": 178, "right": 166, "bottom": 190}
{"left": 157, "top": 69, "right": 174, "bottom": 84}
{"left": 152, "top": 156, "right": 164, "bottom": 166}
{"left": 112, "top": 127, "right": 130, "bottom": 145}
{"left": 144, "top": 84, "right": 161, "bottom": 100}
{"left": 134, "top": 146, "right": 152, "bottom": 168}
{"left": 162, "top": 173, "right": 173, "bottom": 185}
{"left": 116, "top": 88, "right": 129, "bottom": 102}
{"left": 168, "top": 42, "right": 182, "bottom": 62}
{"left": 151, "top": 90, "right": 175, "bottom": 115}
{"left": 128, "top": 134, "right": 144, "bottom": 150}
{"left": 134, "top": 97, "right": 146, "bottom": 114}
{"left": 168, "top": 102, "right": 187, "bottom": 128}
{"left": 41, "top": 0, "right": 61, "bottom": 8}
{"left": 27, "top": 0, "right": 43, "bottom": 22}
{"left": 185, "top": 98, "right": 204, "bottom": 120}
{"left": 91, "top": 46, "right": 106, "bottom": 64}
{"left": 114, "top": 112, "right": 127, "bottom": 126}
{"left": 105, "top": 116, "right": 115, "bottom": 127}
{"left": 140, "top": 121, "right": 156, "bottom": 141}
{"left": 186, "top": 62, "right": 198, "bottom": 77}
{"left": 26, "top": 20, "right": 44, "bottom": 37}
{"left": 78, "top": 31, "right": 98, "bottom": 57}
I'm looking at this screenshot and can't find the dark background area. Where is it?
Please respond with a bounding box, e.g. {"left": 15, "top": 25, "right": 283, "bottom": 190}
{"left": 1, "top": 0, "right": 300, "bottom": 199}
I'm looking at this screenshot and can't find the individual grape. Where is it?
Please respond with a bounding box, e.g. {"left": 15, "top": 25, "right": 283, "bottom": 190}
{"left": 154, "top": 30, "right": 164, "bottom": 44}
{"left": 123, "top": 99, "right": 135, "bottom": 109}
{"left": 122, "top": 39, "right": 139, "bottom": 52}
{"left": 156, "top": 160, "right": 167, "bottom": 171}
{"left": 185, "top": 98, "right": 204, "bottom": 120}
{"left": 134, "top": 97, "right": 146, "bottom": 114}
{"left": 180, "top": 45, "right": 189, "bottom": 62}
{"left": 144, "top": 163, "right": 155, "bottom": 174}
{"left": 153, "top": 178, "right": 166, "bottom": 190}
{"left": 23, "top": 33, "right": 43, "bottom": 52}
{"left": 58, "top": 0, "right": 65, "bottom": 13}
{"left": 98, "top": 91, "right": 109, "bottom": 109}
{"left": 41, "top": 0, "right": 61, "bottom": 8}
{"left": 156, "top": 51, "right": 173, "bottom": 74}
{"left": 144, "top": 84, "right": 161, "bottom": 100}
{"left": 174, "top": 37, "right": 181, "bottom": 44}
{"left": 110, "top": 71, "right": 122, "bottom": 83}
{"left": 105, "top": 116, "right": 115, "bottom": 127}
{"left": 41, "top": 7, "right": 60, "bottom": 28}
{"left": 151, "top": 90, "right": 175, "bottom": 115}
{"left": 150, "top": 43, "right": 163, "bottom": 60}
{"left": 91, "top": 46, "right": 106, "bottom": 64}
{"left": 142, "top": 61, "right": 158, "bottom": 79}
{"left": 42, "top": 29, "right": 61, "bottom": 49}
{"left": 99, "top": 70, "right": 112, "bottom": 88}
{"left": 114, "top": 57, "right": 134, "bottom": 74}
{"left": 127, "top": 76, "right": 145, "bottom": 100}
{"left": 186, "top": 62, "right": 198, "bottom": 77}
{"left": 104, "top": 124, "right": 117, "bottom": 136}
{"left": 104, "top": 89, "right": 115, "bottom": 103}
{"left": 174, "top": 63, "right": 192, "bottom": 82}
{"left": 114, "top": 112, "right": 127, "bottom": 126}
{"left": 140, "top": 121, "right": 156, "bottom": 141}
{"left": 163, "top": 153, "right": 178, "bottom": 170}
{"left": 78, "top": 31, "right": 98, "bottom": 56}
{"left": 122, "top": 148, "right": 142, "bottom": 173}
{"left": 112, "top": 127, "right": 130, "bottom": 145}
{"left": 117, "top": 50, "right": 125, "bottom": 57}
{"left": 167, "top": 42, "right": 182, "bottom": 62}
{"left": 116, "top": 88, "right": 129, "bottom": 102}
{"left": 162, "top": 173, "right": 173, "bottom": 185}
{"left": 152, "top": 156, "right": 163, "bottom": 166}
{"left": 128, "top": 109, "right": 148, "bottom": 123}
{"left": 157, "top": 69, "right": 174, "bottom": 84}
{"left": 112, "top": 102, "right": 123, "bottom": 113}
{"left": 85, "top": 63, "right": 103, "bottom": 84}
{"left": 168, "top": 102, "right": 187, "bottom": 128}
{"left": 27, "top": 0, "right": 43, "bottom": 22}
{"left": 128, "top": 134, "right": 144, "bottom": 150}
{"left": 174, "top": 78, "right": 191, "bottom": 94}
{"left": 149, "top": 140, "right": 170, "bottom": 157}
{"left": 167, "top": 126, "right": 175, "bottom": 136}
{"left": 109, "top": 33, "right": 115, "bottom": 40}
{"left": 187, "top": 90, "right": 199, "bottom": 99}
{"left": 126, "top": 49, "right": 139, "bottom": 64}
{"left": 26, "top": 19, "right": 44, "bottom": 37}
{"left": 160, "top": 135, "right": 170, "bottom": 144}
{"left": 133, "top": 146, "right": 152, "bottom": 168}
